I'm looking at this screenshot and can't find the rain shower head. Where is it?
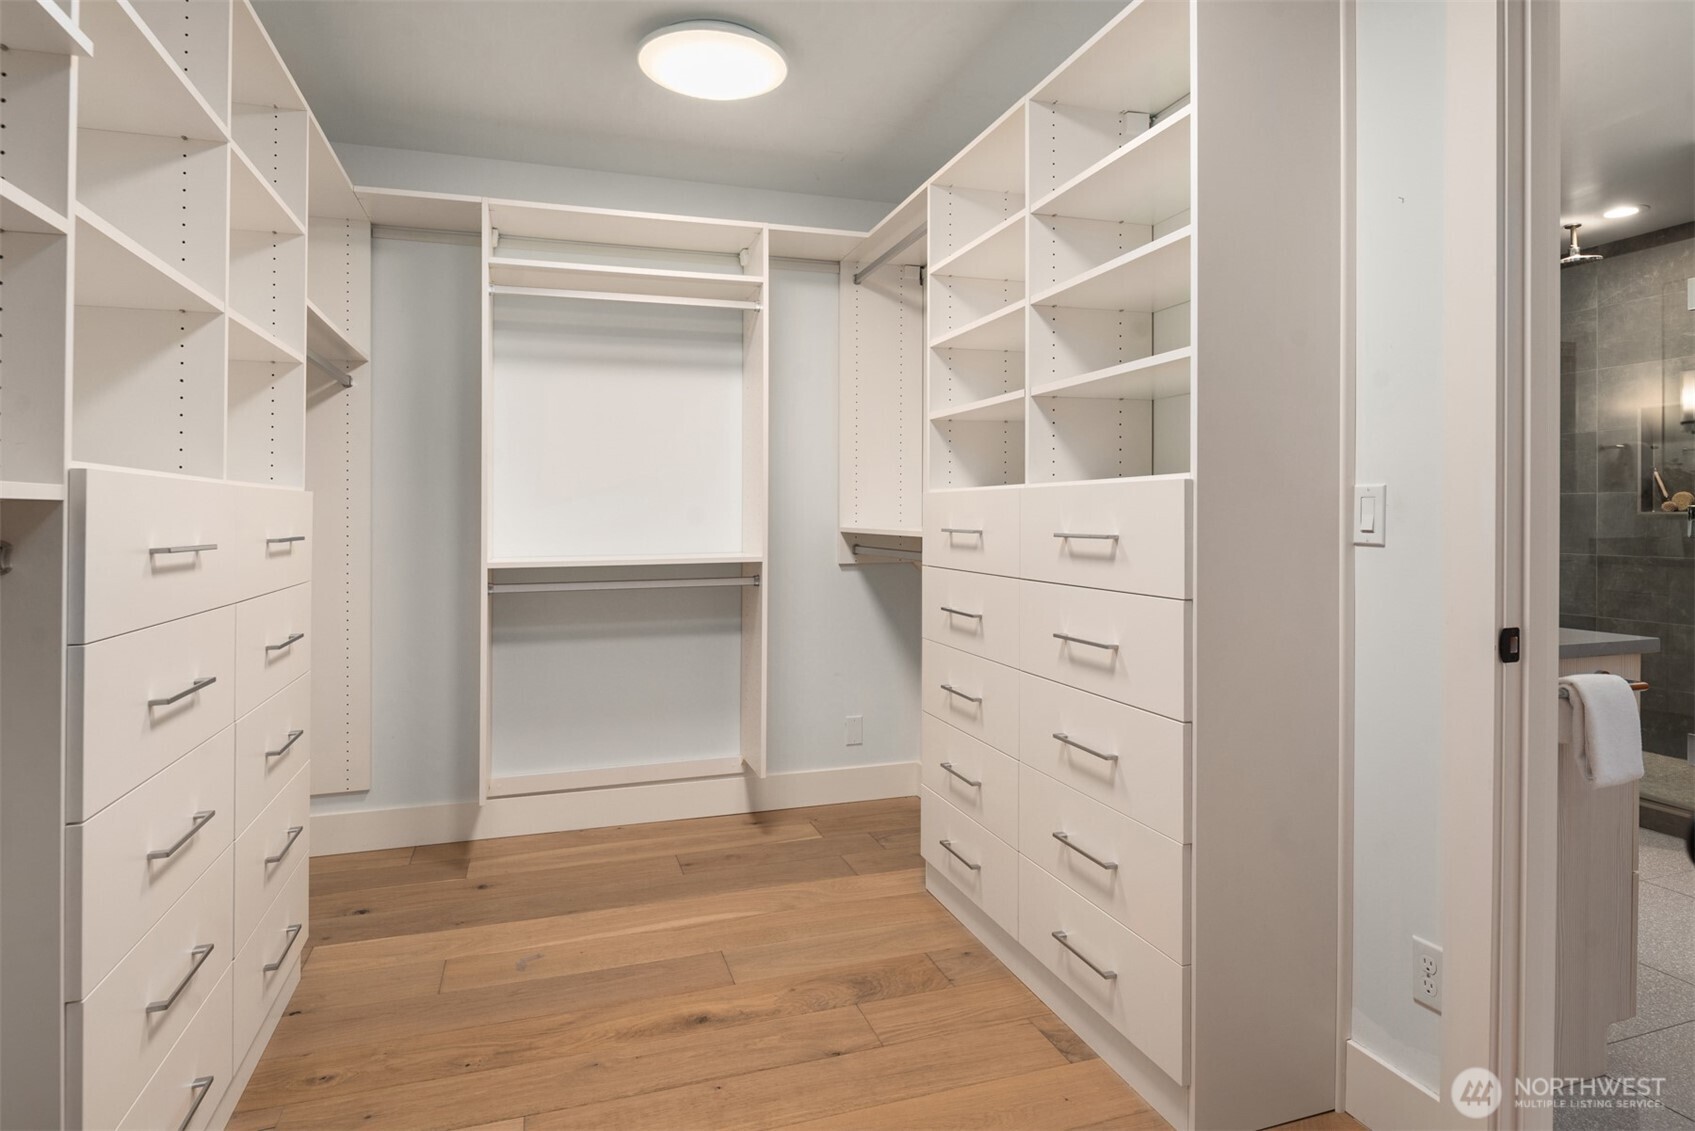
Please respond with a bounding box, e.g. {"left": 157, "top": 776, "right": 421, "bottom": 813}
{"left": 1562, "top": 222, "right": 1604, "bottom": 267}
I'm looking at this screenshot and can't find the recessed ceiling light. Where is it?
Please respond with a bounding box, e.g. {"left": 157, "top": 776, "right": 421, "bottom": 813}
{"left": 638, "top": 21, "right": 787, "bottom": 101}
{"left": 1602, "top": 204, "right": 1644, "bottom": 219}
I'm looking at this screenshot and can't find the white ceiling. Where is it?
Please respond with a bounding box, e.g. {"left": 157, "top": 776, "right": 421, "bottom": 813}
{"left": 1561, "top": 0, "right": 1695, "bottom": 246}
{"left": 252, "top": 0, "right": 1123, "bottom": 206}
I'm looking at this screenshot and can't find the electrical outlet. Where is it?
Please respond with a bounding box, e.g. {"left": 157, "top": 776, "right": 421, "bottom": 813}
{"left": 844, "top": 715, "right": 863, "bottom": 746}
{"left": 1414, "top": 936, "right": 1443, "bottom": 1013}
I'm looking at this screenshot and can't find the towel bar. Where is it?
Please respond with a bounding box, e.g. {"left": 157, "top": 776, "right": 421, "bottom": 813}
{"left": 1558, "top": 679, "right": 1649, "bottom": 700}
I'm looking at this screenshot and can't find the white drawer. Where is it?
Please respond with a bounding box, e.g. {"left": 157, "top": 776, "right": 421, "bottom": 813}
{"left": 921, "top": 567, "right": 1020, "bottom": 667}
{"left": 920, "top": 714, "right": 1019, "bottom": 844}
{"left": 1018, "top": 858, "right": 1188, "bottom": 1084}
{"left": 69, "top": 467, "right": 238, "bottom": 644}
{"left": 1017, "top": 580, "right": 1189, "bottom": 721}
{"left": 1018, "top": 765, "right": 1189, "bottom": 962}
{"left": 1019, "top": 479, "right": 1191, "bottom": 598}
{"left": 231, "top": 486, "right": 313, "bottom": 600}
{"left": 233, "top": 853, "right": 308, "bottom": 1056}
{"left": 68, "top": 850, "right": 233, "bottom": 1131}
{"left": 1019, "top": 673, "right": 1190, "bottom": 843}
{"left": 235, "top": 673, "right": 311, "bottom": 832}
{"left": 924, "top": 488, "right": 1020, "bottom": 577}
{"left": 117, "top": 965, "right": 232, "bottom": 1131}
{"left": 234, "top": 582, "right": 312, "bottom": 715}
{"left": 67, "top": 606, "right": 237, "bottom": 822}
{"left": 920, "top": 787, "right": 1018, "bottom": 936}
{"left": 234, "top": 760, "right": 310, "bottom": 948}
{"left": 66, "top": 728, "right": 235, "bottom": 1000}
{"left": 921, "top": 640, "right": 1020, "bottom": 755}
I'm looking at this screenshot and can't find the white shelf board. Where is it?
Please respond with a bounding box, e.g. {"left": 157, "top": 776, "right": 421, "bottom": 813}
{"left": 230, "top": 146, "right": 304, "bottom": 235}
{"left": 930, "top": 213, "right": 1025, "bottom": 281}
{"left": 231, "top": 0, "right": 307, "bottom": 110}
{"left": 487, "top": 258, "right": 764, "bottom": 303}
{"left": 487, "top": 199, "right": 763, "bottom": 256}
{"left": 930, "top": 389, "right": 1026, "bottom": 423}
{"left": 73, "top": 205, "right": 221, "bottom": 312}
{"left": 1033, "top": 106, "right": 1193, "bottom": 225}
{"left": 228, "top": 309, "right": 303, "bottom": 365}
{"left": 930, "top": 299, "right": 1027, "bottom": 352}
{"left": 1031, "top": 227, "right": 1191, "bottom": 312}
{"left": 0, "top": 178, "right": 69, "bottom": 235}
{"left": 307, "top": 117, "right": 365, "bottom": 222}
{"left": 848, "top": 188, "right": 928, "bottom": 273}
{"left": 77, "top": 0, "right": 226, "bottom": 141}
{"left": 767, "top": 225, "right": 867, "bottom": 262}
{"left": 1034, "top": 0, "right": 1190, "bottom": 115}
{"left": 0, "top": 480, "right": 67, "bottom": 501}
{"left": 1032, "top": 348, "right": 1192, "bottom": 400}
{"left": 0, "top": 0, "right": 91, "bottom": 54}
{"left": 840, "top": 525, "right": 921, "bottom": 539}
{"left": 355, "top": 187, "right": 482, "bottom": 233}
{"left": 487, "top": 553, "right": 764, "bottom": 570}
{"left": 306, "top": 300, "right": 367, "bottom": 365}
{"left": 933, "top": 102, "right": 1025, "bottom": 193}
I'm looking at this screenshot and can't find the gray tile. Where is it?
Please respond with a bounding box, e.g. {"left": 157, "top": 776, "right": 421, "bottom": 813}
{"left": 1638, "top": 882, "right": 1695, "bottom": 985}
{"left": 1600, "top": 241, "right": 1695, "bottom": 308}
{"left": 1648, "top": 868, "right": 1695, "bottom": 900}
{"left": 1611, "top": 965, "right": 1695, "bottom": 1043}
{"left": 1597, "top": 361, "right": 1672, "bottom": 433}
{"left": 1577, "top": 369, "right": 1600, "bottom": 434}
{"left": 1565, "top": 615, "right": 1603, "bottom": 631}
{"left": 1599, "top": 298, "right": 1672, "bottom": 369}
{"left": 1568, "top": 306, "right": 1601, "bottom": 371}
{"left": 1666, "top": 304, "right": 1695, "bottom": 362}
{"left": 1641, "top": 829, "right": 1695, "bottom": 881}
{"left": 1642, "top": 709, "right": 1695, "bottom": 761}
{"left": 1564, "top": 554, "right": 1598, "bottom": 618}
{"left": 1597, "top": 557, "right": 1694, "bottom": 624}
{"left": 1566, "top": 259, "right": 1601, "bottom": 314}
{"left": 1606, "top": 1022, "right": 1695, "bottom": 1119}
{"left": 1552, "top": 1093, "right": 1695, "bottom": 1131}
{"left": 1567, "top": 493, "right": 1599, "bottom": 554}
{"left": 1598, "top": 431, "right": 1643, "bottom": 493}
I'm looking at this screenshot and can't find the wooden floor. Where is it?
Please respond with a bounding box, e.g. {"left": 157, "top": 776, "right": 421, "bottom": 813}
{"left": 232, "top": 797, "right": 1363, "bottom": 1131}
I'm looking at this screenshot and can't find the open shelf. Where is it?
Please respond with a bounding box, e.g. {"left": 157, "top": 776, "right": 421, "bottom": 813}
{"left": 0, "top": 0, "right": 92, "bottom": 54}
{"left": 229, "top": 309, "right": 304, "bottom": 365}
{"left": 489, "top": 553, "right": 763, "bottom": 571}
{"left": 1034, "top": 0, "right": 1191, "bottom": 118}
{"left": 487, "top": 199, "right": 764, "bottom": 257}
{"left": 356, "top": 187, "right": 482, "bottom": 233}
{"left": 1034, "top": 106, "right": 1193, "bottom": 226}
{"left": 840, "top": 525, "right": 921, "bottom": 540}
{"left": 931, "top": 299, "right": 1026, "bottom": 351}
{"left": 76, "top": 0, "right": 227, "bottom": 141}
{"left": 0, "top": 481, "right": 67, "bottom": 502}
{"left": 1030, "top": 389, "right": 1190, "bottom": 483}
{"left": 931, "top": 213, "right": 1024, "bottom": 281}
{"left": 307, "top": 117, "right": 365, "bottom": 221}
{"left": 930, "top": 417, "right": 1026, "bottom": 490}
{"left": 1032, "top": 227, "right": 1191, "bottom": 312}
{"left": 0, "top": 178, "right": 69, "bottom": 235}
{"left": 73, "top": 206, "right": 221, "bottom": 313}
{"left": 487, "top": 259, "right": 764, "bottom": 304}
{"left": 231, "top": 146, "right": 305, "bottom": 236}
{"left": 307, "top": 301, "right": 369, "bottom": 365}
{"left": 929, "top": 389, "right": 1025, "bottom": 423}
{"left": 1032, "top": 347, "right": 1192, "bottom": 400}
{"left": 232, "top": 0, "right": 307, "bottom": 112}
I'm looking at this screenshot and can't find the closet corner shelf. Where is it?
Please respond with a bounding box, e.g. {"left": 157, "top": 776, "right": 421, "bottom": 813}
{"left": 0, "top": 177, "right": 70, "bottom": 236}
{"left": 74, "top": 205, "right": 222, "bottom": 313}
{"left": 486, "top": 258, "right": 765, "bottom": 304}
{"left": 0, "top": 480, "right": 67, "bottom": 502}
{"left": 230, "top": 146, "right": 306, "bottom": 237}
{"left": 1030, "top": 226, "right": 1192, "bottom": 313}
{"left": 228, "top": 309, "right": 305, "bottom": 366}
{"left": 306, "top": 301, "right": 368, "bottom": 365}
{"left": 929, "top": 300, "right": 1027, "bottom": 352}
{"left": 766, "top": 225, "right": 868, "bottom": 261}
{"left": 930, "top": 212, "right": 1026, "bottom": 282}
{"left": 2, "top": 0, "right": 92, "bottom": 55}
{"left": 840, "top": 525, "right": 921, "bottom": 540}
{"left": 76, "top": 0, "right": 227, "bottom": 142}
{"left": 1031, "top": 105, "right": 1193, "bottom": 225}
{"left": 1032, "top": 347, "right": 1193, "bottom": 400}
{"left": 929, "top": 389, "right": 1026, "bottom": 423}
{"left": 487, "top": 553, "right": 764, "bottom": 570}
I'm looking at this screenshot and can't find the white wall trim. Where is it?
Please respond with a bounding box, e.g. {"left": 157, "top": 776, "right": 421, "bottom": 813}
{"left": 1344, "top": 1040, "right": 1445, "bottom": 1131}
{"left": 310, "top": 759, "right": 919, "bottom": 854}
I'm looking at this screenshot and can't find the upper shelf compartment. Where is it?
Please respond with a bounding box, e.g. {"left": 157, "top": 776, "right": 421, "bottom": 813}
{"left": 2, "top": 0, "right": 92, "bottom": 54}
{"left": 929, "top": 104, "right": 1026, "bottom": 266}
{"left": 77, "top": 0, "right": 227, "bottom": 141}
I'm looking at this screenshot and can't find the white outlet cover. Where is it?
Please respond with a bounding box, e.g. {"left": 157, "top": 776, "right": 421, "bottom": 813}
{"left": 1414, "top": 935, "right": 1443, "bottom": 1013}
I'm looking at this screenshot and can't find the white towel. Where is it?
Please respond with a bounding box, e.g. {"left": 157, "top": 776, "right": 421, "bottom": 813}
{"left": 1560, "top": 673, "right": 1645, "bottom": 788}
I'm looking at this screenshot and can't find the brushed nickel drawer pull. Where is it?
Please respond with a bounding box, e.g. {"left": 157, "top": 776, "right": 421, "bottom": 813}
{"left": 265, "top": 535, "right": 306, "bottom": 545}
{"left": 940, "top": 527, "right": 983, "bottom": 535}
{"left": 940, "top": 761, "right": 982, "bottom": 787}
{"left": 266, "top": 729, "right": 305, "bottom": 760}
{"left": 940, "top": 683, "right": 983, "bottom": 704}
{"left": 1053, "top": 733, "right": 1118, "bottom": 762}
{"left": 1053, "top": 632, "right": 1118, "bottom": 652}
{"left": 265, "top": 632, "right": 305, "bottom": 653}
{"left": 1052, "top": 930, "right": 1117, "bottom": 979}
{"left": 1052, "top": 830, "right": 1119, "bottom": 870}
{"left": 147, "top": 811, "right": 216, "bottom": 861}
{"left": 1053, "top": 532, "right": 1118, "bottom": 541}
{"left": 939, "top": 606, "right": 983, "bottom": 619}
{"left": 149, "top": 676, "right": 216, "bottom": 707}
{"left": 149, "top": 543, "right": 218, "bottom": 556}
{"left": 265, "top": 826, "right": 304, "bottom": 865}
{"left": 938, "top": 838, "right": 981, "bottom": 870}
{"left": 179, "top": 1076, "right": 215, "bottom": 1131}
{"left": 146, "top": 943, "right": 214, "bottom": 1013}
{"left": 263, "top": 924, "right": 302, "bottom": 973}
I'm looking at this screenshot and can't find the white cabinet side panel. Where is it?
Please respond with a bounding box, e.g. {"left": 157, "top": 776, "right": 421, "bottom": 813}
{"left": 839, "top": 262, "right": 922, "bottom": 532}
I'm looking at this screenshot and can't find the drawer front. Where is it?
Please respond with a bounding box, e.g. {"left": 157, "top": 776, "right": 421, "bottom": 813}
{"left": 924, "top": 488, "right": 1020, "bottom": 577}
{"left": 68, "top": 728, "right": 235, "bottom": 1000}
{"left": 234, "top": 853, "right": 308, "bottom": 1056}
{"left": 920, "top": 714, "right": 1019, "bottom": 844}
{"left": 921, "top": 567, "right": 1020, "bottom": 667}
{"left": 117, "top": 966, "right": 233, "bottom": 1131}
{"left": 235, "top": 672, "right": 312, "bottom": 832}
{"left": 69, "top": 850, "right": 234, "bottom": 1131}
{"left": 1019, "top": 673, "right": 1190, "bottom": 843}
{"left": 1018, "top": 765, "right": 1189, "bottom": 962}
{"left": 1017, "top": 580, "right": 1189, "bottom": 721}
{"left": 921, "top": 640, "right": 1020, "bottom": 755}
{"left": 1018, "top": 858, "right": 1188, "bottom": 1084}
{"left": 234, "top": 760, "right": 311, "bottom": 948}
{"left": 68, "top": 606, "right": 237, "bottom": 821}
{"left": 70, "top": 467, "right": 238, "bottom": 644}
{"left": 234, "top": 582, "right": 312, "bottom": 716}
{"left": 920, "top": 787, "right": 1018, "bottom": 936}
{"left": 232, "top": 486, "right": 313, "bottom": 601}
{"left": 1020, "top": 479, "right": 1191, "bottom": 598}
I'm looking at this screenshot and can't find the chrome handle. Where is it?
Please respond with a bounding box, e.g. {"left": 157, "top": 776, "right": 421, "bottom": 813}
{"left": 1053, "top": 732, "right": 1118, "bottom": 762}
{"left": 146, "top": 943, "right": 215, "bottom": 1013}
{"left": 149, "top": 543, "right": 218, "bottom": 556}
{"left": 940, "top": 527, "right": 983, "bottom": 536}
{"left": 938, "top": 838, "right": 981, "bottom": 870}
{"left": 940, "top": 761, "right": 982, "bottom": 787}
{"left": 266, "top": 729, "right": 305, "bottom": 760}
{"left": 940, "top": 683, "right": 983, "bottom": 704}
{"left": 265, "top": 535, "right": 306, "bottom": 545}
{"left": 263, "top": 924, "right": 302, "bottom": 973}
{"left": 148, "top": 676, "right": 216, "bottom": 707}
{"left": 939, "top": 606, "right": 983, "bottom": 619}
{"left": 265, "top": 825, "right": 304, "bottom": 865}
{"left": 1053, "top": 632, "right": 1118, "bottom": 652}
{"left": 1052, "top": 930, "right": 1117, "bottom": 979}
{"left": 265, "top": 631, "right": 305, "bottom": 652}
{"left": 147, "top": 811, "right": 216, "bottom": 860}
{"left": 1052, "top": 532, "right": 1118, "bottom": 541}
{"left": 1052, "top": 830, "right": 1118, "bottom": 871}
{"left": 179, "top": 1076, "right": 215, "bottom": 1131}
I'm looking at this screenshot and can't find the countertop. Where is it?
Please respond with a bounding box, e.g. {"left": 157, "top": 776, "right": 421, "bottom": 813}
{"left": 1560, "top": 627, "right": 1662, "bottom": 659}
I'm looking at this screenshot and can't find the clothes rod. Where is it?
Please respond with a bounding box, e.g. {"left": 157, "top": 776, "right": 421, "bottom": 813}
{"left": 852, "top": 224, "right": 927, "bottom": 286}
{"left": 488, "top": 284, "right": 762, "bottom": 311}
{"left": 851, "top": 543, "right": 922, "bottom": 561}
{"left": 307, "top": 350, "right": 354, "bottom": 388}
{"left": 490, "top": 576, "right": 760, "bottom": 594}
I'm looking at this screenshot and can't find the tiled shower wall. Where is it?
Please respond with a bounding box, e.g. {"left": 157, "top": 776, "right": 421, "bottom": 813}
{"left": 1561, "top": 223, "right": 1695, "bottom": 759}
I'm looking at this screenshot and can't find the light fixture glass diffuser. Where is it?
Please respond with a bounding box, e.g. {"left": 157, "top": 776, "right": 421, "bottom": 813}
{"left": 1602, "top": 204, "right": 1644, "bottom": 219}
{"left": 639, "top": 21, "right": 787, "bottom": 101}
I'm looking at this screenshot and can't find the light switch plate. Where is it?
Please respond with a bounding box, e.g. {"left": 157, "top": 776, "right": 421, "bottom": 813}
{"left": 1354, "top": 484, "right": 1387, "bottom": 547}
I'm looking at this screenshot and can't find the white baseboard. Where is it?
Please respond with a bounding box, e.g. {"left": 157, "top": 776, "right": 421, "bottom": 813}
{"left": 310, "top": 759, "right": 920, "bottom": 855}
{"left": 1345, "top": 1040, "right": 1445, "bottom": 1131}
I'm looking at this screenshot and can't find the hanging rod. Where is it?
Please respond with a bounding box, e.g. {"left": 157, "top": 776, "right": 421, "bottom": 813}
{"left": 488, "top": 284, "right": 761, "bottom": 311}
{"left": 306, "top": 350, "right": 353, "bottom": 388}
{"left": 489, "top": 576, "right": 760, "bottom": 594}
{"left": 852, "top": 224, "right": 927, "bottom": 286}
{"left": 851, "top": 543, "right": 922, "bottom": 561}
{"left": 1558, "top": 679, "right": 1649, "bottom": 700}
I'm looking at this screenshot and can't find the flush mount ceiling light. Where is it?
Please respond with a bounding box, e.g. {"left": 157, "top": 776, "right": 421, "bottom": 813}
{"left": 638, "top": 21, "right": 787, "bottom": 101}
{"left": 1602, "top": 204, "right": 1645, "bottom": 219}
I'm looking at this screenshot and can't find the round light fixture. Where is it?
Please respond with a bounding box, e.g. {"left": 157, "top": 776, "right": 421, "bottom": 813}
{"left": 638, "top": 21, "right": 787, "bottom": 101}
{"left": 1602, "top": 204, "right": 1644, "bottom": 219}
